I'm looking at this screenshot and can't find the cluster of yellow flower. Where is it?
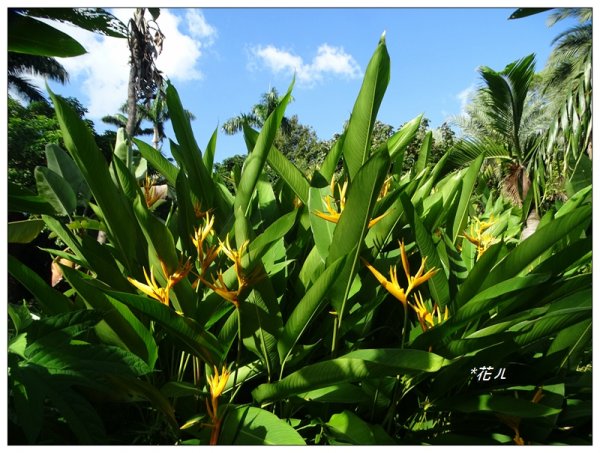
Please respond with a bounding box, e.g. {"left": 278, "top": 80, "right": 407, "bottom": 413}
{"left": 463, "top": 215, "right": 497, "bottom": 260}
{"left": 363, "top": 240, "right": 448, "bottom": 332}
{"left": 127, "top": 212, "right": 260, "bottom": 310}
{"left": 314, "top": 176, "right": 387, "bottom": 229}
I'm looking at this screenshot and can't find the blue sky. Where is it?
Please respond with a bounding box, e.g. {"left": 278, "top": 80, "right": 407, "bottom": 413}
{"left": 40, "top": 7, "right": 579, "bottom": 163}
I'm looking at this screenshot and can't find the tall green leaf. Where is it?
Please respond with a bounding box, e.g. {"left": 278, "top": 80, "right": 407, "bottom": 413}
{"left": 342, "top": 33, "right": 390, "bottom": 180}
{"left": 35, "top": 167, "right": 76, "bottom": 216}
{"left": 236, "top": 81, "right": 293, "bottom": 216}
{"left": 342, "top": 33, "right": 390, "bottom": 181}
{"left": 48, "top": 87, "right": 142, "bottom": 269}
{"left": 220, "top": 406, "right": 305, "bottom": 445}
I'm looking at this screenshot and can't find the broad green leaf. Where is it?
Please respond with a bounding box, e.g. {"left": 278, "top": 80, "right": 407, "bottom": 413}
{"left": 220, "top": 405, "right": 305, "bottom": 445}
{"left": 11, "top": 366, "right": 106, "bottom": 443}
{"left": 22, "top": 8, "right": 128, "bottom": 38}
{"left": 327, "top": 150, "right": 390, "bottom": 316}
{"left": 42, "top": 215, "right": 132, "bottom": 290}
{"left": 455, "top": 241, "right": 505, "bottom": 307}
{"left": 278, "top": 255, "right": 346, "bottom": 366}
{"left": 8, "top": 12, "right": 86, "bottom": 57}
{"left": 35, "top": 166, "right": 77, "bottom": 215}
{"left": 342, "top": 33, "right": 390, "bottom": 180}
{"left": 319, "top": 132, "right": 345, "bottom": 182}
{"left": 106, "top": 290, "right": 224, "bottom": 366}
{"left": 135, "top": 138, "right": 179, "bottom": 186}
{"left": 45, "top": 143, "right": 90, "bottom": 205}
{"left": 482, "top": 205, "right": 591, "bottom": 290}
{"left": 49, "top": 88, "right": 142, "bottom": 269}
{"left": 308, "top": 185, "right": 337, "bottom": 261}
{"left": 508, "top": 8, "right": 552, "bottom": 20}
{"left": 8, "top": 219, "right": 45, "bottom": 244}
{"left": 60, "top": 267, "right": 158, "bottom": 368}
{"left": 450, "top": 153, "right": 484, "bottom": 242}
{"left": 297, "top": 383, "right": 370, "bottom": 403}
{"left": 414, "top": 131, "right": 432, "bottom": 175}
{"left": 450, "top": 274, "right": 550, "bottom": 332}
{"left": 166, "top": 82, "right": 215, "bottom": 209}
{"left": 8, "top": 254, "right": 72, "bottom": 314}
{"left": 236, "top": 81, "right": 293, "bottom": 217}
{"left": 8, "top": 181, "right": 56, "bottom": 215}
{"left": 132, "top": 196, "right": 195, "bottom": 315}
{"left": 203, "top": 127, "right": 218, "bottom": 175}
{"left": 387, "top": 114, "right": 423, "bottom": 160}
{"left": 400, "top": 193, "right": 450, "bottom": 307}
{"left": 175, "top": 171, "right": 197, "bottom": 257}
{"left": 434, "top": 394, "right": 561, "bottom": 418}
{"left": 327, "top": 410, "right": 375, "bottom": 444}
{"left": 253, "top": 348, "right": 448, "bottom": 403}
{"left": 243, "top": 126, "right": 310, "bottom": 206}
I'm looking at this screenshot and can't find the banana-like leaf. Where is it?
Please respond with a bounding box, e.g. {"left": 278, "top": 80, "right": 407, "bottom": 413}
{"left": 342, "top": 33, "right": 390, "bottom": 180}
{"left": 21, "top": 8, "right": 128, "bottom": 38}
{"left": 203, "top": 127, "right": 218, "bottom": 176}
{"left": 45, "top": 143, "right": 90, "bottom": 206}
{"left": 449, "top": 153, "right": 484, "bottom": 242}
{"left": 400, "top": 193, "right": 450, "bottom": 307}
{"left": 243, "top": 126, "right": 309, "bottom": 205}
{"left": 220, "top": 405, "right": 305, "bottom": 445}
{"left": 106, "top": 289, "right": 224, "bottom": 366}
{"left": 8, "top": 11, "right": 86, "bottom": 57}
{"left": 35, "top": 166, "right": 77, "bottom": 216}
{"left": 60, "top": 266, "right": 158, "bottom": 368}
{"left": 236, "top": 81, "right": 294, "bottom": 217}
{"left": 135, "top": 138, "right": 179, "bottom": 186}
{"left": 327, "top": 150, "right": 390, "bottom": 317}
{"left": 8, "top": 219, "right": 45, "bottom": 244}
{"left": 253, "top": 348, "right": 448, "bottom": 403}
{"left": 414, "top": 131, "right": 432, "bottom": 175}
{"left": 433, "top": 394, "right": 561, "bottom": 418}
{"left": 278, "top": 255, "right": 346, "bottom": 366}
{"left": 482, "top": 205, "right": 591, "bottom": 290}
{"left": 308, "top": 185, "right": 337, "bottom": 262}
{"left": 49, "top": 88, "right": 143, "bottom": 270}
{"left": 132, "top": 196, "right": 195, "bottom": 315}
{"left": 8, "top": 254, "right": 72, "bottom": 314}
{"left": 8, "top": 181, "right": 56, "bottom": 215}
{"left": 166, "top": 82, "right": 215, "bottom": 209}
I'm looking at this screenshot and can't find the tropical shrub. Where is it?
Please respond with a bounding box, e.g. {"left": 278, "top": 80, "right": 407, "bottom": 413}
{"left": 8, "top": 34, "right": 592, "bottom": 445}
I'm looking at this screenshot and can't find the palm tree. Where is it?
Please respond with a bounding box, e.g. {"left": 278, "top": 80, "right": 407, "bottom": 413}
{"left": 451, "top": 55, "right": 546, "bottom": 205}
{"left": 541, "top": 8, "right": 592, "bottom": 181}
{"left": 222, "top": 87, "right": 292, "bottom": 136}
{"left": 8, "top": 53, "right": 69, "bottom": 103}
{"left": 103, "top": 91, "right": 195, "bottom": 149}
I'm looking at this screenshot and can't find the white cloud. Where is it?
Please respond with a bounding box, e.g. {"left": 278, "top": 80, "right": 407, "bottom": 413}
{"left": 251, "top": 43, "right": 362, "bottom": 86}
{"left": 456, "top": 84, "right": 476, "bottom": 114}
{"left": 185, "top": 9, "right": 217, "bottom": 45}
{"left": 39, "top": 9, "right": 216, "bottom": 120}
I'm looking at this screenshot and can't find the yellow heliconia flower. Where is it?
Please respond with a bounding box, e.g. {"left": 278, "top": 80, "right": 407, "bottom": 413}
{"left": 205, "top": 364, "right": 231, "bottom": 445}
{"left": 199, "top": 235, "right": 262, "bottom": 307}
{"left": 128, "top": 258, "right": 192, "bottom": 307}
{"left": 463, "top": 215, "right": 497, "bottom": 260}
{"left": 200, "top": 271, "right": 240, "bottom": 307}
{"left": 192, "top": 213, "right": 220, "bottom": 272}
{"left": 362, "top": 240, "right": 439, "bottom": 308}
{"left": 410, "top": 292, "right": 449, "bottom": 332}
{"left": 128, "top": 266, "right": 169, "bottom": 305}
{"left": 314, "top": 177, "right": 387, "bottom": 228}
{"left": 220, "top": 235, "right": 251, "bottom": 289}
{"left": 143, "top": 174, "right": 163, "bottom": 208}
{"left": 206, "top": 365, "right": 231, "bottom": 419}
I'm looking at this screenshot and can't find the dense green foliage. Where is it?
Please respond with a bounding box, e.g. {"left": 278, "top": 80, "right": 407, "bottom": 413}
{"left": 7, "top": 8, "right": 592, "bottom": 447}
